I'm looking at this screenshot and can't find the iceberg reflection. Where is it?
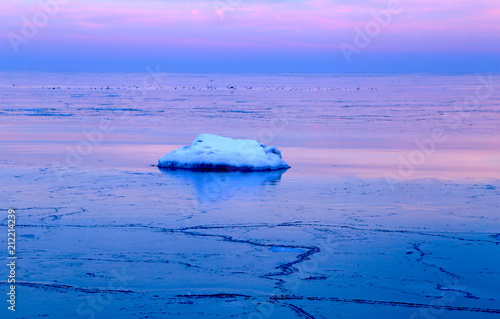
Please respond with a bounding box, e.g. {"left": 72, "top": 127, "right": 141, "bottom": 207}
{"left": 158, "top": 167, "right": 288, "bottom": 203}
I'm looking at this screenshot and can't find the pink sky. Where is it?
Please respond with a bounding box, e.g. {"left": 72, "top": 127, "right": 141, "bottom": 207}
{"left": 1, "top": 0, "right": 499, "bottom": 72}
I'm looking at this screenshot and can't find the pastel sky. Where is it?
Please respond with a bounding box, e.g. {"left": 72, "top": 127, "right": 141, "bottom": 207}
{"left": 1, "top": 0, "right": 499, "bottom": 73}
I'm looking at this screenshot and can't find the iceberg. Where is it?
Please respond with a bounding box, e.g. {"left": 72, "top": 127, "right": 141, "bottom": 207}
{"left": 158, "top": 134, "right": 290, "bottom": 171}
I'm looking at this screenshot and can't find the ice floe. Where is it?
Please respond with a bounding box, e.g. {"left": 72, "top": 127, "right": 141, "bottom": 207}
{"left": 158, "top": 134, "right": 290, "bottom": 171}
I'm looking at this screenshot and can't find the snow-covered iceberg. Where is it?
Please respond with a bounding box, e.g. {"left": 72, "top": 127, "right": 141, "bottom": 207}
{"left": 158, "top": 134, "right": 290, "bottom": 171}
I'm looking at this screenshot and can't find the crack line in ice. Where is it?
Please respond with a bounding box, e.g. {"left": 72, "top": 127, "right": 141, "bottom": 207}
{"left": 8, "top": 222, "right": 500, "bottom": 245}
{"left": 13, "top": 282, "right": 135, "bottom": 294}
{"left": 175, "top": 294, "right": 500, "bottom": 314}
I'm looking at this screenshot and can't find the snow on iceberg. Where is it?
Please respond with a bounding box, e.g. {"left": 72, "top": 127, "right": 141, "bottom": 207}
{"left": 158, "top": 134, "right": 290, "bottom": 171}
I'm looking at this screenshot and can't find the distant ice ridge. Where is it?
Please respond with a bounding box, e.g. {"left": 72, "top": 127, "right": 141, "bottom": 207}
{"left": 158, "top": 134, "right": 290, "bottom": 171}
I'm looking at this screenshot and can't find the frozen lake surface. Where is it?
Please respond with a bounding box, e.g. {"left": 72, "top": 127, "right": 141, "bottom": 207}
{"left": 0, "top": 73, "right": 499, "bottom": 318}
